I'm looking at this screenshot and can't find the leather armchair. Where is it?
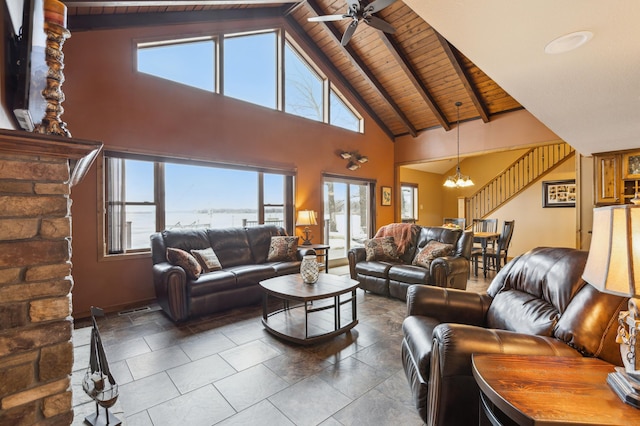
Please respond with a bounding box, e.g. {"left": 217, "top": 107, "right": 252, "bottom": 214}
{"left": 401, "top": 247, "right": 627, "bottom": 426}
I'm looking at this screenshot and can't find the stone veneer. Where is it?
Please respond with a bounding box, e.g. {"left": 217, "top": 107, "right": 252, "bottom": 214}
{"left": 0, "top": 130, "right": 101, "bottom": 425}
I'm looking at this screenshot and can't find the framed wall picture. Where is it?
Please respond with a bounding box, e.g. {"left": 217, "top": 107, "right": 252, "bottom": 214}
{"left": 623, "top": 151, "right": 640, "bottom": 179}
{"left": 381, "top": 186, "right": 392, "bottom": 206}
{"left": 542, "top": 179, "right": 576, "bottom": 208}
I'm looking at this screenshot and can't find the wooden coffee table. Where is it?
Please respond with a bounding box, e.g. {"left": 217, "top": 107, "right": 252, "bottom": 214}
{"left": 472, "top": 354, "right": 640, "bottom": 425}
{"left": 259, "top": 274, "right": 359, "bottom": 345}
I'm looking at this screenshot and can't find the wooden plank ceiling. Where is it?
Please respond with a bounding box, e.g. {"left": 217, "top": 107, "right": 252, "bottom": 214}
{"left": 63, "top": 0, "right": 522, "bottom": 140}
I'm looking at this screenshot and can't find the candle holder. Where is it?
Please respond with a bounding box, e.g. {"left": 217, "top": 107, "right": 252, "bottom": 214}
{"left": 34, "top": 21, "right": 71, "bottom": 137}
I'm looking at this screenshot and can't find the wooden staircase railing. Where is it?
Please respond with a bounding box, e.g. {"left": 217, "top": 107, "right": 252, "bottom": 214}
{"left": 464, "top": 142, "right": 575, "bottom": 223}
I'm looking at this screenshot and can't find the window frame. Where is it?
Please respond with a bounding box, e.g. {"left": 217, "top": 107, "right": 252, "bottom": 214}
{"left": 400, "top": 182, "right": 419, "bottom": 222}
{"left": 98, "top": 151, "right": 296, "bottom": 260}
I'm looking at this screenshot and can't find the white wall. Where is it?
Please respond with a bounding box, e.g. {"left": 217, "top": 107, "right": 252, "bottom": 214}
{"left": 488, "top": 159, "right": 577, "bottom": 258}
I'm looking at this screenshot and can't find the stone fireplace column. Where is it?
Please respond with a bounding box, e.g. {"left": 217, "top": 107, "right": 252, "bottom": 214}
{"left": 0, "top": 130, "right": 101, "bottom": 424}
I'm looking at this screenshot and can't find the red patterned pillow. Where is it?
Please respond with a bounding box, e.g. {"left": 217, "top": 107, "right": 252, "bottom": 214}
{"left": 191, "top": 247, "right": 222, "bottom": 272}
{"left": 412, "top": 240, "right": 454, "bottom": 268}
{"left": 267, "top": 236, "right": 299, "bottom": 262}
{"left": 166, "top": 247, "right": 202, "bottom": 279}
{"left": 364, "top": 236, "right": 399, "bottom": 262}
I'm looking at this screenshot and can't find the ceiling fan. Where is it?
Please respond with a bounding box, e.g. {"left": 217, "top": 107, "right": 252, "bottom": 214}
{"left": 308, "top": 0, "right": 398, "bottom": 46}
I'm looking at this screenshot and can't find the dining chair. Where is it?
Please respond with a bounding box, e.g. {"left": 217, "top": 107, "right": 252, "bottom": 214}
{"left": 443, "top": 217, "right": 466, "bottom": 229}
{"left": 472, "top": 220, "right": 515, "bottom": 274}
{"left": 471, "top": 218, "right": 499, "bottom": 264}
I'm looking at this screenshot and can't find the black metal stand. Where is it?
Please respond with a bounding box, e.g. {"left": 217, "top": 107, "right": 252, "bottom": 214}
{"left": 84, "top": 401, "right": 121, "bottom": 425}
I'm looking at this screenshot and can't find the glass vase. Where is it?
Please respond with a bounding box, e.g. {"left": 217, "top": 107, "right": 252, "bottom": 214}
{"left": 300, "top": 254, "right": 319, "bottom": 284}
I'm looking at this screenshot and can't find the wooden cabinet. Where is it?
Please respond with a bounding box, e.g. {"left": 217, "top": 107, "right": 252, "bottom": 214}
{"left": 594, "top": 150, "right": 640, "bottom": 206}
{"left": 594, "top": 153, "right": 620, "bottom": 205}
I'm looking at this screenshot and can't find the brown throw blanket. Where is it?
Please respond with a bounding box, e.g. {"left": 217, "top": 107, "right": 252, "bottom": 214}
{"left": 374, "top": 223, "right": 415, "bottom": 256}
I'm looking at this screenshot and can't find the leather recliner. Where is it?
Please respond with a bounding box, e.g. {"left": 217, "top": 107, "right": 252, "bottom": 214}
{"left": 401, "top": 246, "right": 627, "bottom": 426}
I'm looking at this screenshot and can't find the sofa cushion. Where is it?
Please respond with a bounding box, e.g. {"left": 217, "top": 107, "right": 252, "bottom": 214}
{"left": 412, "top": 240, "right": 454, "bottom": 268}
{"left": 189, "top": 270, "right": 238, "bottom": 297}
{"left": 191, "top": 247, "right": 222, "bottom": 272}
{"left": 207, "top": 227, "right": 253, "bottom": 268}
{"left": 246, "top": 225, "right": 286, "bottom": 264}
{"left": 166, "top": 247, "right": 202, "bottom": 279}
{"left": 226, "top": 264, "right": 276, "bottom": 287}
{"left": 554, "top": 283, "right": 626, "bottom": 364}
{"left": 355, "top": 260, "right": 394, "bottom": 278}
{"left": 267, "top": 236, "right": 299, "bottom": 262}
{"left": 162, "top": 228, "right": 211, "bottom": 253}
{"left": 388, "top": 265, "right": 430, "bottom": 284}
{"left": 364, "top": 236, "right": 400, "bottom": 262}
{"left": 487, "top": 289, "right": 559, "bottom": 336}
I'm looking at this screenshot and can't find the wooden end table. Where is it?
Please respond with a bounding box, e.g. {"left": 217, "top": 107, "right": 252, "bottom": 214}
{"left": 259, "top": 273, "right": 358, "bottom": 345}
{"left": 302, "top": 243, "right": 330, "bottom": 273}
{"left": 472, "top": 354, "right": 640, "bottom": 426}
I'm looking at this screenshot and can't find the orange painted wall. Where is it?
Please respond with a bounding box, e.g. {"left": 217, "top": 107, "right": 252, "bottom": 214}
{"left": 59, "top": 21, "right": 395, "bottom": 316}
{"left": 395, "top": 109, "right": 561, "bottom": 164}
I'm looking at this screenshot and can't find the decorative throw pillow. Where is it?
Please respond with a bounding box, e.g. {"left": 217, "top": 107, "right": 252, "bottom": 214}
{"left": 166, "top": 247, "right": 202, "bottom": 279}
{"left": 412, "top": 240, "right": 454, "bottom": 268}
{"left": 191, "top": 247, "right": 222, "bottom": 272}
{"left": 364, "top": 236, "right": 399, "bottom": 262}
{"left": 267, "top": 236, "right": 299, "bottom": 262}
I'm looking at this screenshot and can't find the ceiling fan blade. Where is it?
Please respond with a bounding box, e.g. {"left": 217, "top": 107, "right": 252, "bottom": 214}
{"left": 308, "top": 14, "right": 349, "bottom": 22}
{"left": 365, "top": 15, "right": 396, "bottom": 34}
{"left": 341, "top": 20, "right": 359, "bottom": 46}
{"left": 365, "top": 0, "right": 397, "bottom": 14}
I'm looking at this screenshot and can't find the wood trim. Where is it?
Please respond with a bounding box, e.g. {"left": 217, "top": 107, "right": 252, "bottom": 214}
{"left": 436, "top": 33, "right": 490, "bottom": 124}
{"left": 0, "top": 129, "right": 103, "bottom": 186}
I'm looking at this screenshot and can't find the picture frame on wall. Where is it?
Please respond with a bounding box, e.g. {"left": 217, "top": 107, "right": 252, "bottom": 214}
{"left": 623, "top": 151, "right": 640, "bottom": 179}
{"left": 542, "top": 179, "right": 576, "bottom": 208}
{"left": 381, "top": 186, "right": 392, "bottom": 206}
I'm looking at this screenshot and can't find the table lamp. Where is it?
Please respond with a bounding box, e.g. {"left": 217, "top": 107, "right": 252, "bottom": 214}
{"left": 296, "top": 210, "right": 317, "bottom": 245}
{"left": 582, "top": 205, "right": 640, "bottom": 400}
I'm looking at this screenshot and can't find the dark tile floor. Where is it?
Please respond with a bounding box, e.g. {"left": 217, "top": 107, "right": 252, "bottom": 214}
{"left": 71, "top": 267, "right": 494, "bottom": 426}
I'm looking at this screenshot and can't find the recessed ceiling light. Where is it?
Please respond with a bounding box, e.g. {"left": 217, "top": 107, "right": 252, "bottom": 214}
{"left": 544, "top": 31, "right": 593, "bottom": 54}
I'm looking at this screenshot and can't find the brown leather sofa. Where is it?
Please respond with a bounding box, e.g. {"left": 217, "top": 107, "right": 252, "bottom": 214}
{"left": 401, "top": 246, "right": 627, "bottom": 426}
{"left": 348, "top": 224, "right": 473, "bottom": 300}
{"left": 150, "top": 225, "right": 314, "bottom": 322}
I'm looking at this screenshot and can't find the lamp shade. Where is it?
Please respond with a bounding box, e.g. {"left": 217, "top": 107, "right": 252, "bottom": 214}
{"left": 582, "top": 205, "right": 640, "bottom": 297}
{"left": 296, "top": 210, "right": 317, "bottom": 226}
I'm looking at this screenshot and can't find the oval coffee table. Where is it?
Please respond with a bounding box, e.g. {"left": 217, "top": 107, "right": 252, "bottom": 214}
{"left": 259, "top": 273, "right": 359, "bottom": 345}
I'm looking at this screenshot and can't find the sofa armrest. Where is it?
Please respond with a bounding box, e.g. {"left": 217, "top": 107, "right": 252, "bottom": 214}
{"left": 430, "top": 256, "right": 469, "bottom": 287}
{"left": 348, "top": 247, "right": 366, "bottom": 280}
{"left": 406, "top": 285, "right": 492, "bottom": 326}
{"left": 152, "top": 262, "right": 189, "bottom": 322}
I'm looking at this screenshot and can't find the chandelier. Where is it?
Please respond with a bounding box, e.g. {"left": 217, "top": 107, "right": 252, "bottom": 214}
{"left": 443, "top": 102, "right": 474, "bottom": 188}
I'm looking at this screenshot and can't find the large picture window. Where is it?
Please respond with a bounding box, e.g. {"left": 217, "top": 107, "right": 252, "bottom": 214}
{"left": 103, "top": 152, "right": 294, "bottom": 255}
{"left": 135, "top": 29, "right": 362, "bottom": 133}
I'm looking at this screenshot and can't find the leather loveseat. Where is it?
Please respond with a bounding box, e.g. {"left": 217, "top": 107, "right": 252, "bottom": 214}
{"left": 151, "top": 225, "right": 314, "bottom": 322}
{"left": 348, "top": 223, "right": 473, "bottom": 300}
{"left": 401, "top": 246, "right": 627, "bottom": 426}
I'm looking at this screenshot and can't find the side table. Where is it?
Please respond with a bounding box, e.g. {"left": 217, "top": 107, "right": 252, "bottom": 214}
{"left": 472, "top": 354, "right": 640, "bottom": 426}
{"left": 303, "top": 243, "right": 330, "bottom": 273}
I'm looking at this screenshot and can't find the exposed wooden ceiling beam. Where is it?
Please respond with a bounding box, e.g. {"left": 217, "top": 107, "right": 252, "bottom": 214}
{"left": 67, "top": 4, "right": 287, "bottom": 31}
{"left": 63, "top": 0, "right": 299, "bottom": 6}
{"left": 436, "top": 32, "right": 490, "bottom": 123}
{"left": 378, "top": 32, "right": 450, "bottom": 132}
{"left": 285, "top": 17, "right": 395, "bottom": 141}
{"left": 305, "top": 0, "right": 417, "bottom": 137}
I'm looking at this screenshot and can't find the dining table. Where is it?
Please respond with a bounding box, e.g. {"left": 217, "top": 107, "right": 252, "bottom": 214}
{"left": 473, "top": 231, "right": 500, "bottom": 277}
